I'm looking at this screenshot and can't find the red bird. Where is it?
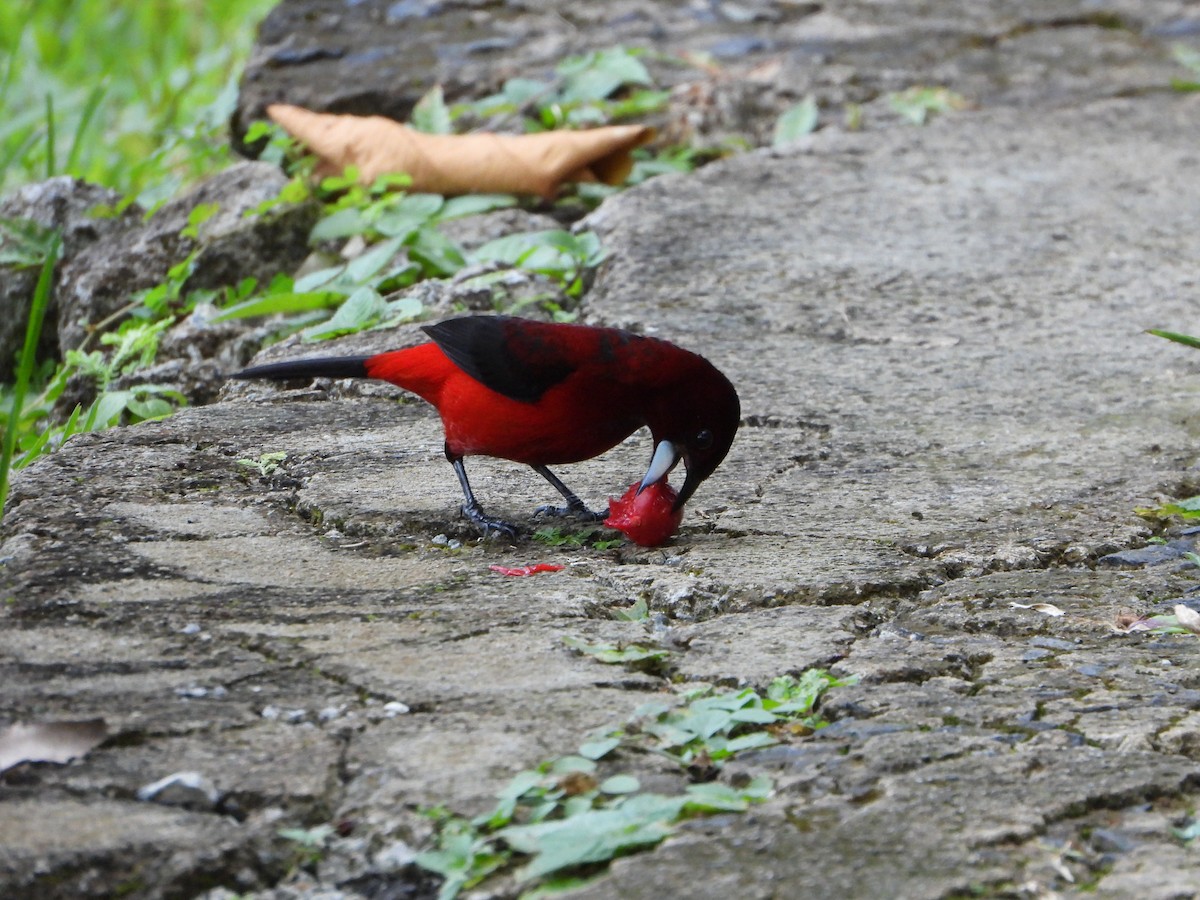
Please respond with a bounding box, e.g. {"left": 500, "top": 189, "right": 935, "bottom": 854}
{"left": 233, "top": 315, "right": 740, "bottom": 537}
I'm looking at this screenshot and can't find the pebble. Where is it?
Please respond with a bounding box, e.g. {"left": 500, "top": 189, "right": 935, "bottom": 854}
{"left": 175, "top": 685, "right": 227, "bottom": 699}
{"left": 1097, "top": 545, "right": 1185, "bottom": 568}
{"left": 1028, "top": 637, "right": 1077, "bottom": 652}
{"left": 137, "top": 771, "right": 221, "bottom": 809}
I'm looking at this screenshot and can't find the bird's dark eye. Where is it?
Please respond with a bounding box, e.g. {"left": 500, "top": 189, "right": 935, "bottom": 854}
{"left": 695, "top": 429, "right": 714, "bottom": 451}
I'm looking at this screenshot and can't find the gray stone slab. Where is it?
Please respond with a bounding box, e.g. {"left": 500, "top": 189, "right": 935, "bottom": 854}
{"left": 6, "top": 61, "right": 1200, "bottom": 900}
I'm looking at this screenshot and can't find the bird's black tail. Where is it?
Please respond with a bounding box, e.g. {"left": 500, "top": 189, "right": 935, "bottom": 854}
{"left": 232, "top": 356, "right": 372, "bottom": 381}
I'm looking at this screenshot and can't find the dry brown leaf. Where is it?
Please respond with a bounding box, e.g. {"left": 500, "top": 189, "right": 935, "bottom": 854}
{"left": 1112, "top": 610, "right": 1156, "bottom": 634}
{"left": 0, "top": 719, "right": 107, "bottom": 772}
{"left": 268, "top": 104, "right": 655, "bottom": 198}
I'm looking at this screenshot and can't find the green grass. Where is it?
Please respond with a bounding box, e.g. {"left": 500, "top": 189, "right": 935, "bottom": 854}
{"left": 0, "top": 0, "right": 277, "bottom": 204}
{"left": 0, "top": 231, "right": 59, "bottom": 518}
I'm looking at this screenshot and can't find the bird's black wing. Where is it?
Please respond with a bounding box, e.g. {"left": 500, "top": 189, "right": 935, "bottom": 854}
{"left": 421, "top": 316, "right": 576, "bottom": 404}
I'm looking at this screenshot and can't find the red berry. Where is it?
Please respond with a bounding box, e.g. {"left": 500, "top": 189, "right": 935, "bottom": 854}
{"left": 604, "top": 480, "right": 684, "bottom": 547}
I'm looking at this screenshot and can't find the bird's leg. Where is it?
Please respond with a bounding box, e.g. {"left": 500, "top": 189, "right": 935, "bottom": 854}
{"left": 531, "top": 464, "right": 606, "bottom": 521}
{"left": 447, "top": 451, "right": 521, "bottom": 539}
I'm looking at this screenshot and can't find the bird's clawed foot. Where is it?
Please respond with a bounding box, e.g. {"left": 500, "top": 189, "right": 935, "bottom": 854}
{"left": 461, "top": 502, "right": 522, "bottom": 539}
{"left": 533, "top": 500, "right": 606, "bottom": 522}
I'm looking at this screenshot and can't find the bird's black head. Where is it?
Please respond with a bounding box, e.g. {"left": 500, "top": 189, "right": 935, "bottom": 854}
{"left": 640, "top": 354, "right": 741, "bottom": 510}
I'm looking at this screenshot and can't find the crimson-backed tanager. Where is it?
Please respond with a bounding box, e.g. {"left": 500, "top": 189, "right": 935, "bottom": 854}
{"left": 233, "top": 315, "right": 740, "bottom": 537}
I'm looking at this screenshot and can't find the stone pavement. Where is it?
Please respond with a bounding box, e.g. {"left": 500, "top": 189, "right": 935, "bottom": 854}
{"left": 5, "top": 3, "right": 1200, "bottom": 898}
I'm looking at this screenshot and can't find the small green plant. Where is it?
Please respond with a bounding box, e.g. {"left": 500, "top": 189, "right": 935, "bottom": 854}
{"left": 220, "top": 166, "right": 610, "bottom": 338}
{"left": 414, "top": 670, "right": 853, "bottom": 898}
{"left": 531, "top": 525, "right": 622, "bottom": 550}
{"left": 888, "top": 86, "right": 968, "bottom": 125}
{"left": 278, "top": 823, "right": 336, "bottom": 869}
{"left": 453, "top": 46, "right": 667, "bottom": 131}
{"left": 1, "top": 234, "right": 201, "bottom": 485}
{"left": 772, "top": 96, "right": 819, "bottom": 147}
{"left": 624, "top": 672, "right": 855, "bottom": 767}
{"left": 472, "top": 229, "right": 606, "bottom": 300}
{"left": 0, "top": 216, "right": 60, "bottom": 268}
{"left": 1171, "top": 45, "right": 1200, "bottom": 92}
{"left": 1173, "top": 816, "right": 1200, "bottom": 842}
{"left": 561, "top": 635, "right": 671, "bottom": 668}
{"left": 1135, "top": 495, "right": 1200, "bottom": 521}
{"left": 611, "top": 597, "right": 650, "bottom": 621}
{"left": 237, "top": 451, "right": 288, "bottom": 477}
{"left": 532, "top": 526, "right": 594, "bottom": 547}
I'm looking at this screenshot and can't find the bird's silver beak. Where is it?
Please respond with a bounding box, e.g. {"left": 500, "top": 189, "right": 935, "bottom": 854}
{"left": 637, "top": 440, "right": 680, "bottom": 495}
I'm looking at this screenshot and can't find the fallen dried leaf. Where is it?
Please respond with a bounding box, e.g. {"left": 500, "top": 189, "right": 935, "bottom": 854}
{"left": 1113, "top": 610, "right": 1153, "bottom": 633}
{"left": 0, "top": 719, "right": 107, "bottom": 772}
{"left": 1009, "top": 602, "right": 1065, "bottom": 617}
{"left": 1112, "top": 610, "right": 1183, "bottom": 634}
{"left": 269, "top": 104, "right": 654, "bottom": 198}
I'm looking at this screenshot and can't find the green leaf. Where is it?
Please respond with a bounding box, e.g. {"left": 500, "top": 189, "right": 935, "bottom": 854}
{"left": 0, "top": 216, "right": 59, "bottom": 268}
{"left": 772, "top": 96, "right": 819, "bottom": 147}
{"left": 125, "top": 395, "right": 174, "bottom": 421}
{"left": 89, "top": 391, "right": 132, "bottom": 429}
{"left": 301, "top": 285, "right": 385, "bottom": 341}
{"left": 376, "top": 295, "right": 424, "bottom": 328}
{"left": 683, "top": 778, "right": 773, "bottom": 813}
{"left": 682, "top": 782, "right": 752, "bottom": 813}
{"left": 344, "top": 236, "right": 405, "bottom": 283}
{"left": 437, "top": 194, "right": 518, "bottom": 221}
{"left": 888, "top": 86, "right": 966, "bottom": 125}
{"left": 293, "top": 265, "right": 343, "bottom": 293}
{"left": 1172, "top": 43, "right": 1200, "bottom": 76}
{"left": 578, "top": 736, "right": 621, "bottom": 760}
{"left": 500, "top": 793, "right": 683, "bottom": 881}
{"left": 311, "top": 206, "right": 369, "bottom": 242}
{"left": 412, "top": 84, "right": 453, "bottom": 134}
{"left": 562, "top": 636, "right": 669, "bottom": 665}
{"left": 602, "top": 89, "right": 671, "bottom": 120}
{"left": 520, "top": 874, "right": 608, "bottom": 899}
{"left": 719, "top": 731, "right": 779, "bottom": 754}
{"left": 730, "top": 707, "right": 779, "bottom": 725}
{"left": 414, "top": 819, "right": 507, "bottom": 900}
{"left": 408, "top": 227, "right": 465, "bottom": 277}
{"left": 471, "top": 229, "right": 605, "bottom": 282}
{"left": 1174, "top": 819, "right": 1200, "bottom": 842}
{"left": 374, "top": 193, "right": 445, "bottom": 239}
{"left": 1147, "top": 329, "right": 1200, "bottom": 350}
{"left": 501, "top": 77, "right": 551, "bottom": 106}
{"left": 211, "top": 290, "right": 344, "bottom": 322}
{"left": 612, "top": 597, "right": 649, "bottom": 621}
{"left": 181, "top": 201, "right": 219, "bottom": 239}
{"left": 557, "top": 48, "right": 652, "bottom": 104}
{"left": 475, "top": 769, "right": 545, "bottom": 829}
{"left": 549, "top": 755, "right": 597, "bottom": 775}
{"left": 598, "top": 774, "right": 639, "bottom": 795}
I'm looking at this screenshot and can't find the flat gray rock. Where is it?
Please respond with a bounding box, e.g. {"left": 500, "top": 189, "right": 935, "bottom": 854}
{"left": 5, "top": 79, "right": 1200, "bottom": 900}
